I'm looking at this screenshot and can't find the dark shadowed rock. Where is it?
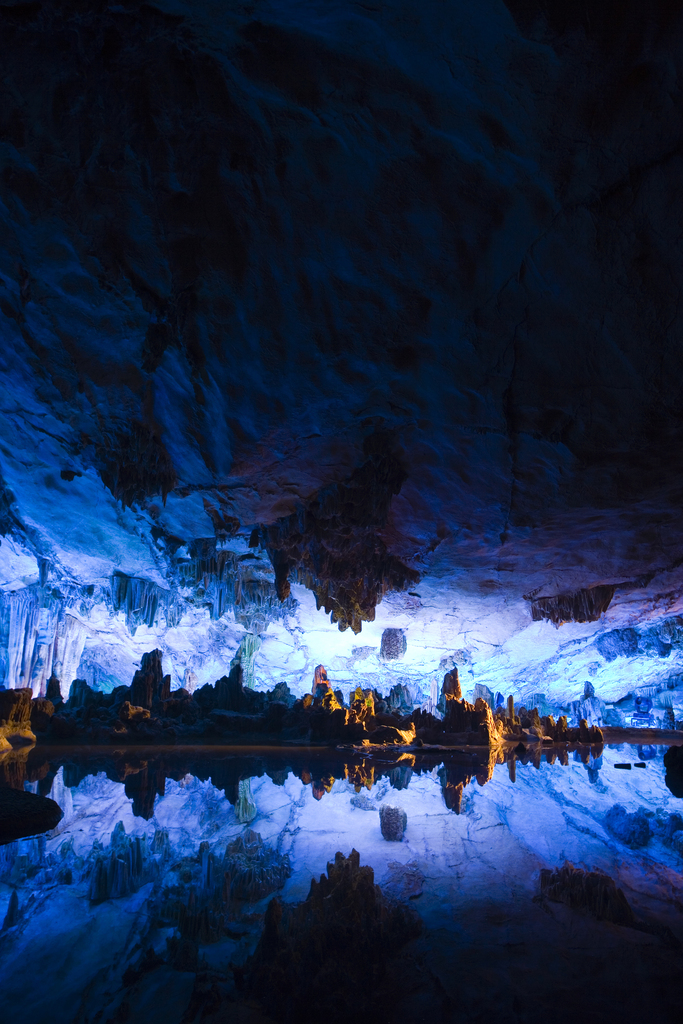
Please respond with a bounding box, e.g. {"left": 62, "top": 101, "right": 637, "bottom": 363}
{"left": 0, "top": 786, "right": 63, "bottom": 844}
{"left": 246, "top": 849, "right": 420, "bottom": 1022}
{"left": 379, "top": 804, "right": 407, "bottom": 841}
{"left": 595, "top": 629, "right": 640, "bottom": 662}
{"left": 664, "top": 745, "right": 683, "bottom": 799}
{"left": 539, "top": 863, "right": 635, "bottom": 926}
{"left": 45, "top": 675, "right": 63, "bottom": 704}
{"left": 2, "top": 888, "right": 19, "bottom": 929}
{"left": 531, "top": 585, "right": 615, "bottom": 624}
{"left": 66, "top": 679, "right": 99, "bottom": 710}
{"left": 130, "top": 650, "right": 164, "bottom": 709}
{"left": 605, "top": 804, "right": 652, "bottom": 847}
{"left": 30, "top": 698, "right": 55, "bottom": 733}
{"left": 380, "top": 628, "right": 407, "bottom": 660}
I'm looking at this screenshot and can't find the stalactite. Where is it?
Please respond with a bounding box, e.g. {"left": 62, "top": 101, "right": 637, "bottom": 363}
{"left": 0, "top": 587, "right": 61, "bottom": 695}
{"left": 110, "top": 573, "right": 183, "bottom": 634}
{"left": 0, "top": 589, "right": 91, "bottom": 697}
{"left": 177, "top": 541, "right": 296, "bottom": 631}
{"left": 530, "top": 585, "right": 615, "bottom": 624}
{"left": 7, "top": 587, "right": 41, "bottom": 690}
{"left": 0, "top": 597, "right": 9, "bottom": 689}
{"left": 51, "top": 613, "right": 88, "bottom": 700}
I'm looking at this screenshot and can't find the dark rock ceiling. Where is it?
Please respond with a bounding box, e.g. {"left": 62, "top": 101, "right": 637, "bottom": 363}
{"left": 2, "top": 0, "right": 683, "bottom": 683}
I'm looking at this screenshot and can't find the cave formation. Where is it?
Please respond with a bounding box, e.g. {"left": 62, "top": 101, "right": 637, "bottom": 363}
{"left": 2, "top": 0, "right": 683, "bottom": 712}
{"left": 2, "top": 2, "right": 683, "bottom": 1022}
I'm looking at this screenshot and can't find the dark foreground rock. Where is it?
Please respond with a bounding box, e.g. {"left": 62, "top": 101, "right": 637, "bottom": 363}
{"left": 664, "top": 744, "right": 683, "bottom": 798}
{"left": 244, "top": 849, "right": 421, "bottom": 1023}
{"left": 538, "top": 862, "right": 680, "bottom": 948}
{"left": 0, "top": 786, "right": 63, "bottom": 844}
{"left": 539, "top": 863, "right": 635, "bottom": 926}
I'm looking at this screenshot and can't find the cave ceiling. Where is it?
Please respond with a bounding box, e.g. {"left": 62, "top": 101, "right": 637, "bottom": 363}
{"left": 2, "top": 0, "right": 683, "bottom": 699}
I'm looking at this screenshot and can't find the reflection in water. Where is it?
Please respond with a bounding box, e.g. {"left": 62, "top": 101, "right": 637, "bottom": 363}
{"left": 1, "top": 743, "right": 683, "bottom": 1023}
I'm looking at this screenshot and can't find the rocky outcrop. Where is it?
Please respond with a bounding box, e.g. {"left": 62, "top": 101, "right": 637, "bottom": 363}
{"left": 130, "top": 650, "right": 169, "bottom": 709}
{"left": 531, "top": 585, "right": 615, "bottom": 624}
{"left": 491, "top": 702, "right": 603, "bottom": 746}
{"left": 413, "top": 692, "right": 497, "bottom": 745}
{"left": 0, "top": 688, "right": 35, "bottom": 750}
{"left": 664, "top": 745, "right": 683, "bottom": 798}
{"left": 245, "top": 849, "right": 421, "bottom": 1021}
{"left": 539, "top": 863, "right": 634, "bottom": 926}
{"left": 152, "top": 827, "right": 290, "bottom": 944}
{"left": 386, "top": 683, "right": 413, "bottom": 716}
{"left": 571, "top": 681, "right": 606, "bottom": 728}
{"left": 256, "top": 434, "right": 418, "bottom": 633}
{"left": 88, "top": 821, "right": 155, "bottom": 902}
{"left": 380, "top": 628, "right": 406, "bottom": 660}
{"left": 379, "top": 804, "right": 407, "bottom": 841}
{"left": 604, "top": 804, "right": 652, "bottom": 848}
{"left": 442, "top": 668, "right": 462, "bottom": 701}
{"left": 118, "top": 701, "right": 151, "bottom": 724}
{"left": 8, "top": 652, "right": 643, "bottom": 753}
{"left": 224, "top": 829, "right": 291, "bottom": 900}
{"left": 0, "top": 786, "right": 62, "bottom": 844}
{"left": 45, "top": 675, "right": 62, "bottom": 705}
{"left": 29, "top": 698, "right": 54, "bottom": 733}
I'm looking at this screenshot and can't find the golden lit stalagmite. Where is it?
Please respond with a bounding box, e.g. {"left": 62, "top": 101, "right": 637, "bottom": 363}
{"left": 311, "top": 664, "right": 331, "bottom": 698}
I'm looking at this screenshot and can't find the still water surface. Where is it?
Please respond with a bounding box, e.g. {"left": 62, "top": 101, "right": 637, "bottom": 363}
{"left": 1, "top": 742, "right": 682, "bottom": 1024}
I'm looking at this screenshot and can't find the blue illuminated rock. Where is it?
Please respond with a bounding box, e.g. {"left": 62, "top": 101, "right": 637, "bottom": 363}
{"left": 3, "top": 1, "right": 683, "bottom": 722}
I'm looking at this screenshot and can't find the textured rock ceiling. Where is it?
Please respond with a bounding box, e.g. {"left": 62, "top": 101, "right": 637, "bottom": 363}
{"left": 2, "top": 0, "right": 683, "bottom": 701}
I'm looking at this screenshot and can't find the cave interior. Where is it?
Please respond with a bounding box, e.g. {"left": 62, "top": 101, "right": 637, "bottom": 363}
{"left": 1, "top": 1, "right": 683, "bottom": 1022}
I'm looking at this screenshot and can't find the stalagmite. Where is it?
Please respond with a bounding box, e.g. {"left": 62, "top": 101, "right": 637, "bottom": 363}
{"left": 235, "top": 778, "right": 257, "bottom": 823}
{"left": 230, "top": 633, "right": 262, "bottom": 690}
{"left": 130, "top": 649, "right": 166, "bottom": 709}
{"left": 379, "top": 804, "right": 407, "bottom": 841}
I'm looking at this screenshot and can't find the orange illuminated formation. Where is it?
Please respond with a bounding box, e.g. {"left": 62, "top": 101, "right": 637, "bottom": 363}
{"left": 312, "top": 664, "right": 331, "bottom": 697}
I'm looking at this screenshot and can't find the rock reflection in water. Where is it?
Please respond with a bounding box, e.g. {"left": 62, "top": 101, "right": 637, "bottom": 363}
{"left": 1, "top": 743, "right": 683, "bottom": 1023}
